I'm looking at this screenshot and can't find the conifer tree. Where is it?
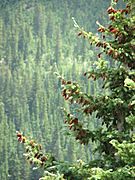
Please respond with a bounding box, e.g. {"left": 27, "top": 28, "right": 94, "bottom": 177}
{"left": 17, "top": 0, "right": 135, "bottom": 179}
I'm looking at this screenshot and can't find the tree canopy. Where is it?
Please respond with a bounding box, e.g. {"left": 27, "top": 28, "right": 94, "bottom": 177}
{"left": 16, "top": 0, "right": 135, "bottom": 179}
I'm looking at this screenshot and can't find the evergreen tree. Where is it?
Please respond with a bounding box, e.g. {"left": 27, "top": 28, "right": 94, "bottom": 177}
{"left": 0, "top": 0, "right": 132, "bottom": 179}
{"left": 17, "top": 0, "right": 135, "bottom": 179}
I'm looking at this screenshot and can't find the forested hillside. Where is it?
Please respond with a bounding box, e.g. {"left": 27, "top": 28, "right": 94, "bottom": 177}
{"left": 0, "top": 0, "right": 113, "bottom": 179}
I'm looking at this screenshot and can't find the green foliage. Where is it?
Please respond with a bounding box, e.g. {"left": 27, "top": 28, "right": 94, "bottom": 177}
{"left": 15, "top": 0, "right": 135, "bottom": 179}
{"left": 125, "top": 77, "right": 135, "bottom": 89}
{"left": 0, "top": 0, "right": 134, "bottom": 179}
{"left": 0, "top": 1, "right": 111, "bottom": 179}
{"left": 111, "top": 139, "right": 135, "bottom": 164}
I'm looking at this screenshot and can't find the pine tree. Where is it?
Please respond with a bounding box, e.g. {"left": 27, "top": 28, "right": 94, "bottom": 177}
{"left": 17, "top": 0, "right": 135, "bottom": 179}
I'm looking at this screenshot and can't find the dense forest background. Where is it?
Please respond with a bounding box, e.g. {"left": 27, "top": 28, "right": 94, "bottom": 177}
{"left": 0, "top": 0, "right": 124, "bottom": 179}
